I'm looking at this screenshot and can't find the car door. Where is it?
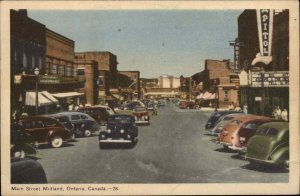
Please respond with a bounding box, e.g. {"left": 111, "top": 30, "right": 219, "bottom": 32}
{"left": 70, "top": 114, "right": 83, "bottom": 131}
{"left": 25, "top": 120, "right": 48, "bottom": 143}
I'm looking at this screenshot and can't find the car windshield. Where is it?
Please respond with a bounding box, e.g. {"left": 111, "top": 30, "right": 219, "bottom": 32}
{"left": 256, "top": 127, "right": 278, "bottom": 136}
{"left": 108, "top": 116, "right": 132, "bottom": 124}
{"left": 242, "top": 123, "right": 260, "bottom": 129}
{"left": 134, "top": 107, "right": 146, "bottom": 112}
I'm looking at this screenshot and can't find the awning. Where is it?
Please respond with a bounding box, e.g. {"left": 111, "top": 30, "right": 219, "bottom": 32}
{"left": 51, "top": 92, "right": 85, "bottom": 98}
{"left": 196, "top": 92, "right": 216, "bottom": 100}
{"left": 25, "top": 91, "right": 58, "bottom": 106}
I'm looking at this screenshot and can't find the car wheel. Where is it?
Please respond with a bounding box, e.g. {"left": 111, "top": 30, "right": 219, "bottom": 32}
{"left": 83, "top": 129, "right": 92, "bottom": 137}
{"left": 11, "top": 148, "right": 26, "bottom": 158}
{"left": 50, "top": 136, "right": 63, "bottom": 148}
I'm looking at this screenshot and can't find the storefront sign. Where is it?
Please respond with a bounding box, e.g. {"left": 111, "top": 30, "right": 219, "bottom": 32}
{"left": 257, "top": 9, "right": 273, "bottom": 57}
{"left": 251, "top": 71, "right": 289, "bottom": 87}
{"left": 39, "top": 75, "right": 61, "bottom": 84}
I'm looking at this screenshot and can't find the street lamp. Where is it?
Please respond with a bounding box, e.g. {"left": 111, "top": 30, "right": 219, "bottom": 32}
{"left": 34, "top": 67, "right": 40, "bottom": 115}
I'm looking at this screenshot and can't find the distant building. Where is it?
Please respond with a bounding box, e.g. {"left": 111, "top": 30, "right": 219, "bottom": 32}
{"left": 75, "top": 51, "right": 119, "bottom": 104}
{"left": 158, "top": 75, "right": 180, "bottom": 89}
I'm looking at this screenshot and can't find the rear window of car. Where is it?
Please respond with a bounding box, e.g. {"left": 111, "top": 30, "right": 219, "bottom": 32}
{"left": 242, "top": 123, "right": 260, "bottom": 130}
{"left": 256, "top": 127, "right": 278, "bottom": 136}
{"left": 71, "top": 115, "right": 80, "bottom": 120}
{"left": 108, "top": 116, "right": 132, "bottom": 124}
{"left": 134, "top": 107, "right": 146, "bottom": 112}
{"left": 80, "top": 115, "right": 88, "bottom": 120}
{"left": 230, "top": 120, "right": 241, "bottom": 125}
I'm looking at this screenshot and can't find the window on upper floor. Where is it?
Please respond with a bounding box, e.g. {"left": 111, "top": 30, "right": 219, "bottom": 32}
{"left": 50, "top": 64, "right": 57, "bottom": 75}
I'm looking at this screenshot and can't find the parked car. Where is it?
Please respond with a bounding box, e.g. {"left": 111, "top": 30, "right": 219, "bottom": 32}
{"left": 20, "top": 116, "right": 72, "bottom": 148}
{"left": 11, "top": 123, "right": 37, "bottom": 158}
{"left": 146, "top": 101, "right": 154, "bottom": 111}
{"left": 208, "top": 113, "right": 247, "bottom": 136}
{"left": 99, "top": 114, "right": 138, "bottom": 147}
{"left": 217, "top": 115, "right": 269, "bottom": 149}
{"left": 122, "top": 101, "right": 145, "bottom": 110}
{"left": 93, "top": 104, "right": 116, "bottom": 115}
{"left": 245, "top": 122, "right": 289, "bottom": 169}
{"left": 11, "top": 157, "right": 47, "bottom": 184}
{"left": 205, "top": 110, "right": 244, "bottom": 129}
{"left": 77, "top": 106, "right": 110, "bottom": 125}
{"left": 179, "top": 100, "right": 199, "bottom": 109}
{"left": 44, "top": 113, "right": 76, "bottom": 139}
{"left": 157, "top": 99, "right": 166, "bottom": 107}
{"left": 228, "top": 118, "right": 274, "bottom": 152}
{"left": 58, "top": 111, "right": 100, "bottom": 137}
{"left": 132, "top": 106, "right": 150, "bottom": 125}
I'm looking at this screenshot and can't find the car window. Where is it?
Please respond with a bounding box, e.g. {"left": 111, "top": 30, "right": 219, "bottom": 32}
{"left": 230, "top": 120, "right": 241, "bottom": 125}
{"left": 80, "top": 115, "right": 88, "bottom": 120}
{"left": 256, "top": 127, "right": 278, "bottom": 136}
{"left": 32, "top": 120, "right": 44, "bottom": 128}
{"left": 22, "top": 121, "right": 32, "bottom": 129}
{"left": 134, "top": 107, "right": 146, "bottom": 112}
{"left": 108, "top": 116, "right": 132, "bottom": 124}
{"left": 71, "top": 115, "right": 80, "bottom": 120}
{"left": 44, "top": 120, "right": 57, "bottom": 127}
{"left": 242, "top": 123, "right": 259, "bottom": 129}
{"left": 223, "top": 116, "right": 234, "bottom": 121}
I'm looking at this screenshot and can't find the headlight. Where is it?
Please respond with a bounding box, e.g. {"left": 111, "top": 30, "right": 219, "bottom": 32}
{"left": 107, "top": 129, "right": 111, "bottom": 133}
{"left": 120, "top": 129, "right": 125, "bottom": 134}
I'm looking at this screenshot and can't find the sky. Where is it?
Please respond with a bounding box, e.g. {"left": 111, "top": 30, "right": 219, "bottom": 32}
{"left": 28, "top": 10, "right": 242, "bottom": 78}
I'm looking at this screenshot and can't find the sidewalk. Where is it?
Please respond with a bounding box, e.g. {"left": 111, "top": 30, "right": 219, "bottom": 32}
{"left": 199, "top": 107, "right": 228, "bottom": 112}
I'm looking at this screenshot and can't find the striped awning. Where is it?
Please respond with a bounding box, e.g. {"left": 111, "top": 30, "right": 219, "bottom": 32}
{"left": 51, "top": 92, "right": 85, "bottom": 98}
{"left": 25, "top": 91, "right": 58, "bottom": 106}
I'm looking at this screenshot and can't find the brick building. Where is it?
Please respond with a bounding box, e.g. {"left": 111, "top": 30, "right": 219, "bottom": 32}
{"left": 204, "top": 59, "right": 240, "bottom": 108}
{"left": 75, "top": 51, "right": 119, "bottom": 103}
{"left": 74, "top": 60, "right": 98, "bottom": 105}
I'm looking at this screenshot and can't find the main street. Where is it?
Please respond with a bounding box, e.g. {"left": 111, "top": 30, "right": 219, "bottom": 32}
{"left": 35, "top": 102, "right": 288, "bottom": 183}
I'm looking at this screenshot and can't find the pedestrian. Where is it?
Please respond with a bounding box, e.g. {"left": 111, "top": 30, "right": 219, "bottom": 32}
{"left": 152, "top": 101, "right": 158, "bottom": 115}
{"left": 243, "top": 105, "right": 248, "bottom": 114}
{"left": 274, "top": 106, "right": 282, "bottom": 119}
{"left": 74, "top": 104, "right": 79, "bottom": 111}
{"left": 228, "top": 102, "right": 234, "bottom": 110}
{"left": 68, "top": 103, "right": 74, "bottom": 111}
{"left": 281, "top": 109, "right": 288, "bottom": 121}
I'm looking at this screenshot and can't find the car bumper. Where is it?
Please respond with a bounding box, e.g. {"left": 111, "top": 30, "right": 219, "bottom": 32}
{"left": 228, "top": 145, "right": 247, "bottom": 152}
{"left": 99, "top": 138, "right": 136, "bottom": 143}
{"left": 135, "top": 120, "right": 150, "bottom": 124}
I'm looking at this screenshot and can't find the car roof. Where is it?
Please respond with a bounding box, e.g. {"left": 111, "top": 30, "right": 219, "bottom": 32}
{"left": 21, "top": 115, "right": 58, "bottom": 121}
{"left": 259, "top": 122, "right": 289, "bottom": 131}
{"left": 109, "top": 114, "right": 134, "bottom": 118}
{"left": 232, "top": 114, "right": 269, "bottom": 122}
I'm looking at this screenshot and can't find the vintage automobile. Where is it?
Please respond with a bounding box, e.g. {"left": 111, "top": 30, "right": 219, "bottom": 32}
{"left": 58, "top": 111, "right": 100, "bottom": 137}
{"left": 20, "top": 116, "right": 72, "bottom": 148}
{"left": 208, "top": 113, "right": 246, "bottom": 136}
{"left": 179, "top": 100, "right": 199, "bottom": 109}
{"left": 121, "top": 101, "right": 145, "bottom": 110}
{"left": 132, "top": 106, "right": 150, "bottom": 125}
{"left": 44, "top": 113, "right": 76, "bottom": 139}
{"left": 93, "top": 104, "right": 116, "bottom": 115}
{"left": 205, "top": 110, "right": 244, "bottom": 129}
{"left": 77, "top": 106, "right": 110, "bottom": 125}
{"left": 228, "top": 118, "right": 273, "bottom": 152}
{"left": 99, "top": 114, "right": 138, "bottom": 147}
{"left": 245, "top": 122, "right": 289, "bottom": 168}
{"left": 11, "top": 157, "right": 47, "bottom": 184}
{"left": 216, "top": 115, "right": 269, "bottom": 149}
{"left": 146, "top": 101, "right": 154, "bottom": 111}
{"left": 11, "top": 123, "right": 37, "bottom": 158}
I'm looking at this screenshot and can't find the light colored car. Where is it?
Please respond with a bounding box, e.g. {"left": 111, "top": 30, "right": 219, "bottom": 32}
{"left": 94, "top": 104, "right": 116, "bottom": 115}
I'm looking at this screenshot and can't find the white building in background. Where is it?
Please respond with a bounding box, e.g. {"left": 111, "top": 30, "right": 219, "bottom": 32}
{"left": 158, "top": 75, "right": 180, "bottom": 89}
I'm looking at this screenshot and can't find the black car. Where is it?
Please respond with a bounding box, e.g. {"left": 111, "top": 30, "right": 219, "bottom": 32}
{"left": 11, "top": 123, "right": 37, "bottom": 158}
{"left": 205, "top": 110, "right": 244, "bottom": 129}
{"left": 99, "top": 114, "right": 138, "bottom": 148}
{"left": 58, "top": 112, "right": 100, "bottom": 137}
{"left": 11, "top": 157, "right": 47, "bottom": 184}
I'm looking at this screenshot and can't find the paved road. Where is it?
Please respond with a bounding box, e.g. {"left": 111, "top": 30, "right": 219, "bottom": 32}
{"left": 35, "top": 103, "right": 288, "bottom": 183}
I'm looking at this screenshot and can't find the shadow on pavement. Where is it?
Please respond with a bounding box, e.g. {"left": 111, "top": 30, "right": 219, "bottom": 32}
{"left": 214, "top": 147, "right": 236, "bottom": 153}
{"left": 99, "top": 140, "right": 138, "bottom": 150}
{"left": 37, "top": 143, "right": 75, "bottom": 149}
{"left": 241, "top": 163, "right": 289, "bottom": 173}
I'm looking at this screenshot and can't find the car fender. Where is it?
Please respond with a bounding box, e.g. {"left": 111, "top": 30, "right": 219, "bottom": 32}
{"left": 270, "top": 145, "right": 289, "bottom": 164}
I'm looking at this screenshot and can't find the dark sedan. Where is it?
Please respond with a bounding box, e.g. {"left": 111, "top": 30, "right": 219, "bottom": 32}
{"left": 99, "top": 114, "right": 138, "bottom": 148}
{"left": 205, "top": 110, "right": 244, "bottom": 129}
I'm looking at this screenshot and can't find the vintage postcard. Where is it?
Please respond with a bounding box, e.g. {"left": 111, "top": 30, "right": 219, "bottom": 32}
{"left": 1, "top": 0, "right": 299, "bottom": 195}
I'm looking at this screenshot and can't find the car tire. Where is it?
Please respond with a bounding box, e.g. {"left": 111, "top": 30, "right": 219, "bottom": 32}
{"left": 50, "top": 136, "right": 63, "bottom": 148}
{"left": 83, "top": 130, "right": 92, "bottom": 137}
{"left": 11, "top": 147, "right": 26, "bottom": 158}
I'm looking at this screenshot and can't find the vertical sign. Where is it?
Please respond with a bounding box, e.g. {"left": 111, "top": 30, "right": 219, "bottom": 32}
{"left": 256, "top": 9, "right": 274, "bottom": 57}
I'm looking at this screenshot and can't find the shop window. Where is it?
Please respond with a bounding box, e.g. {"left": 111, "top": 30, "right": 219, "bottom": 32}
{"left": 65, "top": 66, "right": 72, "bottom": 76}
{"left": 23, "top": 53, "right": 27, "bottom": 68}
{"left": 77, "top": 69, "right": 85, "bottom": 76}
{"left": 50, "top": 64, "right": 57, "bottom": 74}
{"left": 32, "top": 55, "right": 35, "bottom": 69}
{"left": 39, "top": 56, "right": 43, "bottom": 69}
{"left": 58, "top": 65, "right": 65, "bottom": 76}
{"left": 224, "top": 90, "right": 229, "bottom": 101}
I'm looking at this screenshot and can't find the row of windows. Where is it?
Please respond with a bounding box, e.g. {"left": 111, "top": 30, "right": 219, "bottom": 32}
{"left": 14, "top": 50, "right": 43, "bottom": 69}
{"left": 49, "top": 64, "right": 74, "bottom": 77}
